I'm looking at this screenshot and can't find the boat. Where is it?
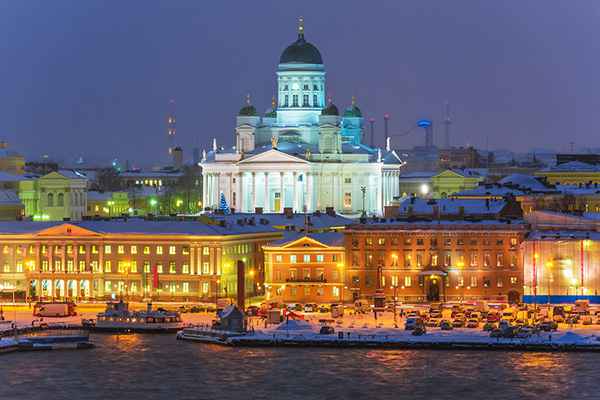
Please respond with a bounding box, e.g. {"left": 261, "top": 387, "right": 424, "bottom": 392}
{"left": 176, "top": 304, "right": 246, "bottom": 344}
{"left": 82, "top": 300, "right": 186, "bottom": 333}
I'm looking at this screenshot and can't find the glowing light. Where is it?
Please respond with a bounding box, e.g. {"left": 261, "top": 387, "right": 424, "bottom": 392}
{"left": 149, "top": 199, "right": 158, "bottom": 207}
{"left": 420, "top": 184, "right": 429, "bottom": 196}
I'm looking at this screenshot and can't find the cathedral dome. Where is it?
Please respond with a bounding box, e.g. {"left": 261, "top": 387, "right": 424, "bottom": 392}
{"left": 279, "top": 18, "right": 323, "bottom": 65}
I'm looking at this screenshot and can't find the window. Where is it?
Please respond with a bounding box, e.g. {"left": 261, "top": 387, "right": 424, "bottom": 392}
{"left": 378, "top": 238, "right": 386, "bottom": 246}
{"left": 510, "top": 238, "right": 518, "bottom": 248}
{"left": 105, "top": 281, "right": 112, "bottom": 292}
{"left": 303, "top": 255, "right": 310, "bottom": 263}
{"left": 496, "top": 239, "right": 504, "bottom": 246}
{"left": 444, "top": 253, "right": 451, "bottom": 267}
{"left": 391, "top": 275, "right": 399, "bottom": 287}
{"left": 143, "top": 246, "right": 150, "bottom": 255}
{"left": 484, "top": 252, "right": 491, "bottom": 267}
{"left": 78, "top": 260, "right": 86, "bottom": 272}
{"left": 332, "top": 286, "right": 340, "bottom": 297}
{"left": 118, "top": 245, "right": 125, "bottom": 255}
{"left": 344, "top": 192, "right": 352, "bottom": 208}
{"left": 430, "top": 239, "right": 438, "bottom": 248}
{"left": 169, "top": 262, "right": 176, "bottom": 274}
{"left": 91, "top": 245, "right": 98, "bottom": 254}
{"left": 366, "top": 238, "right": 373, "bottom": 247}
{"left": 66, "top": 260, "right": 74, "bottom": 272}
{"left": 416, "top": 252, "right": 423, "bottom": 267}
{"left": 457, "top": 275, "right": 464, "bottom": 287}
{"left": 510, "top": 276, "right": 518, "bottom": 285}
{"left": 404, "top": 276, "right": 412, "bottom": 287}
{"left": 404, "top": 253, "right": 412, "bottom": 267}
{"left": 66, "top": 245, "right": 73, "bottom": 254}
{"left": 292, "top": 95, "right": 298, "bottom": 107}
{"left": 202, "top": 262, "right": 210, "bottom": 274}
{"left": 41, "top": 245, "right": 47, "bottom": 255}
{"left": 416, "top": 238, "right": 424, "bottom": 246}
{"left": 303, "top": 84, "right": 309, "bottom": 90}
{"left": 144, "top": 261, "right": 150, "bottom": 273}
{"left": 483, "top": 239, "right": 491, "bottom": 246}
{"left": 182, "top": 282, "right": 189, "bottom": 293}
{"left": 156, "top": 246, "right": 163, "bottom": 255}
{"left": 290, "top": 255, "right": 297, "bottom": 264}
{"left": 202, "top": 282, "right": 209, "bottom": 294}
{"left": 78, "top": 245, "right": 86, "bottom": 255}
{"left": 470, "top": 252, "right": 478, "bottom": 267}
{"left": 182, "top": 246, "right": 189, "bottom": 255}
{"left": 203, "top": 247, "right": 209, "bottom": 256}
{"left": 304, "top": 287, "right": 310, "bottom": 296}
{"left": 470, "top": 276, "right": 478, "bottom": 288}
{"left": 316, "top": 287, "right": 324, "bottom": 296}
{"left": 47, "top": 193, "right": 54, "bottom": 207}
{"left": 130, "top": 261, "right": 137, "bottom": 273}
{"left": 117, "top": 261, "right": 127, "bottom": 273}
{"left": 510, "top": 252, "right": 517, "bottom": 267}
{"left": 284, "top": 95, "right": 289, "bottom": 107}
{"left": 431, "top": 253, "right": 438, "bottom": 267}
{"left": 457, "top": 239, "right": 464, "bottom": 246}
{"left": 391, "top": 254, "right": 398, "bottom": 267}
{"left": 497, "top": 279, "right": 503, "bottom": 288}
{"left": 157, "top": 264, "right": 163, "bottom": 274}
{"left": 57, "top": 193, "right": 64, "bottom": 206}
{"left": 104, "top": 245, "right": 111, "bottom": 254}
{"left": 302, "top": 95, "right": 309, "bottom": 107}
{"left": 303, "top": 268, "right": 310, "bottom": 279}
{"left": 313, "top": 84, "right": 318, "bottom": 91}
{"left": 91, "top": 261, "right": 99, "bottom": 273}
{"left": 403, "top": 238, "right": 411, "bottom": 246}
{"left": 275, "top": 255, "right": 283, "bottom": 262}
{"left": 469, "top": 239, "right": 477, "bottom": 246}
{"left": 54, "top": 260, "right": 62, "bottom": 271}
{"left": 289, "top": 269, "right": 297, "bottom": 280}
{"left": 444, "top": 238, "right": 452, "bottom": 247}
{"left": 2, "top": 246, "right": 8, "bottom": 254}
{"left": 104, "top": 261, "right": 111, "bottom": 273}
{"left": 15, "top": 262, "right": 23, "bottom": 273}
{"left": 131, "top": 245, "right": 137, "bottom": 255}
{"left": 182, "top": 264, "right": 189, "bottom": 274}
{"left": 316, "top": 254, "right": 324, "bottom": 263}
{"left": 169, "top": 246, "right": 176, "bottom": 255}
{"left": 313, "top": 94, "right": 318, "bottom": 107}
{"left": 497, "top": 254, "right": 504, "bottom": 267}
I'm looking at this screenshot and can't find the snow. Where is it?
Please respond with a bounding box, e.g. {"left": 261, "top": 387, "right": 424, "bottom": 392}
{"left": 274, "top": 319, "right": 315, "bottom": 332}
{"left": 397, "top": 197, "right": 506, "bottom": 215}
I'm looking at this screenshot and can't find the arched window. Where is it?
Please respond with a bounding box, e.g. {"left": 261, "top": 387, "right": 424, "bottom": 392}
{"left": 47, "top": 193, "right": 54, "bottom": 207}
{"left": 58, "top": 193, "right": 64, "bottom": 207}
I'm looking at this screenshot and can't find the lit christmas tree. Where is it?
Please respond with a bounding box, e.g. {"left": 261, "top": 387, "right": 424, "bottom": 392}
{"left": 219, "top": 191, "right": 231, "bottom": 215}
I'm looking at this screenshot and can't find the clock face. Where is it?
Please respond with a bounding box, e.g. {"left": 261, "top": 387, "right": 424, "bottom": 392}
{"left": 292, "top": 83, "right": 300, "bottom": 90}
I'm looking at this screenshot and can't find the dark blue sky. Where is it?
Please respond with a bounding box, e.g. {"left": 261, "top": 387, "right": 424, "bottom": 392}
{"left": 1, "top": 1, "right": 599, "bottom": 166}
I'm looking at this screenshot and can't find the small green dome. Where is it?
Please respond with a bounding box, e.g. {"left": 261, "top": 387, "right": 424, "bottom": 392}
{"left": 344, "top": 105, "right": 362, "bottom": 118}
{"left": 321, "top": 103, "right": 339, "bottom": 116}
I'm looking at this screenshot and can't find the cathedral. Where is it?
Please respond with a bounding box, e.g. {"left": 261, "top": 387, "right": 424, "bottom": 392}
{"left": 201, "top": 18, "right": 402, "bottom": 216}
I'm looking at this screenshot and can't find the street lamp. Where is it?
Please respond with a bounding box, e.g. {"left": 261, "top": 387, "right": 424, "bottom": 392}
{"left": 360, "top": 186, "right": 367, "bottom": 217}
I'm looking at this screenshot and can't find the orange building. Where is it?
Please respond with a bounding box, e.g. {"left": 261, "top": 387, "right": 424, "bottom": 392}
{"left": 0, "top": 219, "right": 281, "bottom": 302}
{"left": 344, "top": 220, "right": 527, "bottom": 304}
{"left": 263, "top": 233, "right": 346, "bottom": 304}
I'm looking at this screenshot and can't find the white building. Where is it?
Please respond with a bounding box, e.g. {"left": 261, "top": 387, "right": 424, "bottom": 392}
{"left": 201, "top": 18, "right": 403, "bottom": 216}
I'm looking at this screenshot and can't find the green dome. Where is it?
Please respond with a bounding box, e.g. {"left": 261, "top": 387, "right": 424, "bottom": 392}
{"left": 321, "top": 103, "right": 339, "bottom": 116}
{"left": 238, "top": 105, "right": 257, "bottom": 116}
{"left": 279, "top": 18, "right": 323, "bottom": 65}
{"left": 344, "top": 104, "right": 362, "bottom": 118}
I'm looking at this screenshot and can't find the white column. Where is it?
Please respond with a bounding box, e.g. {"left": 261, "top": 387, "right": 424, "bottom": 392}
{"left": 251, "top": 172, "right": 256, "bottom": 212}
{"left": 376, "top": 173, "right": 382, "bottom": 215}
{"left": 279, "top": 171, "right": 285, "bottom": 212}
{"left": 292, "top": 172, "right": 298, "bottom": 212}
{"left": 235, "top": 172, "right": 242, "bottom": 212}
{"left": 202, "top": 173, "right": 208, "bottom": 210}
{"left": 264, "top": 172, "right": 269, "bottom": 212}
{"left": 306, "top": 172, "right": 313, "bottom": 212}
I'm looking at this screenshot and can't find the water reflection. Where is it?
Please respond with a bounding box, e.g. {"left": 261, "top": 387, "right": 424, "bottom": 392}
{"left": 1, "top": 335, "right": 600, "bottom": 400}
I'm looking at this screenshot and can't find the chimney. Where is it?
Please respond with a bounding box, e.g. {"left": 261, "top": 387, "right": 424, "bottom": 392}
{"left": 325, "top": 207, "right": 335, "bottom": 216}
{"left": 254, "top": 207, "right": 263, "bottom": 214}
{"left": 284, "top": 207, "right": 293, "bottom": 218}
{"left": 485, "top": 198, "right": 490, "bottom": 210}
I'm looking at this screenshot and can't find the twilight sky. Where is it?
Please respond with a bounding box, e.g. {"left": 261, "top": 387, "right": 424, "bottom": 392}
{"left": 1, "top": 1, "right": 599, "bottom": 167}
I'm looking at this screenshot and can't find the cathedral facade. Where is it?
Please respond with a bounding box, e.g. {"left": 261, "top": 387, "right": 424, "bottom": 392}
{"left": 201, "top": 19, "right": 402, "bottom": 216}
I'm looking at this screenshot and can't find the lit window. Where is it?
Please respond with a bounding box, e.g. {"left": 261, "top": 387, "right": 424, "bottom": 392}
{"left": 143, "top": 246, "right": 150, "bottom": 255}
{"left": 497, "top": 279, "right": 503, "bottom": 288}
{"left": 290, "top": 255, "right": 297, "bottom": 264}
{"left": 202, "top": 262, "right": 210, "bottom": 274}
{"left": 169, "top": 262, "right": 176, "bottom": 273}
{"left": 182, "top": 282, "right": 189, "bottom": 293}
{"left": 91, "top": 245, "right": 98, "bottom": 254}
{"left": 104, "top": 261, "right": 111, "bottom": 273}
{"left": 156, "top": 246, "right": 163, "bottom": 255}
{"left": 182, "top": 246, "right": 189, "bottom": 255}
{"left": 497, "top": 254, "right": 504, "bottom": 267}
{"left": 303, "top": 255, "right": 310, "bottom": 263}
{"left": 130, "top": 261, "right": 137, "bottom": 273}
{"left": 457, "top": 275, "right": 464, "bottom": 287}
{"left": 67, "top": 260, "right": 74, "bottom": 272}
{"left": 510, "top": 276, "right": 518, "bottom": 285}
{"left": 275, "top": 255, "right": 283, "bottom": 263}
{"left": 16, "top": 262, "right": 23, "bottom": 273}
{"left": 157, "top": 264, "right": 163, "bottom": 273}
{"left": 104, "top": 245, "right": 111, "bottom": 254}
{"left": 202, "top": 282, "right": 209, "bottom": 294}
{"left": 169, "top": 246, "right": 176, "bottom": 255}
{"left": 203, "top": 247, "right": 209, "bottom": 256}
{"left": 316, "top": 254, "right": 324, "bottom": 263}
{"left": 143, "top": 261, "right": 150, "bottom": 273}
{"left": 3, "top": 263, "right": 9, "bottom": 272}
{"left": 333, "top": 286, "right": 340, "bottom": 297}
{"left": 78, "top": 245, "right": 86, "bottom": 254}
{"left": 470, "top": 276, "right": 478, "bottom": 288}
{"left": 131, "top": 245, "right": 137, "bottom": 254}
{"left": 118, "top": 245, "right": 125, "bottom": 255}
{"left": 344, "top": 193, "right": 352, "bottom": 208}
{"left": 182, "top": 264, "right": 189, "bottom": 274}
{"left": 404, "top": 276, "right": 412, "bottom": 287}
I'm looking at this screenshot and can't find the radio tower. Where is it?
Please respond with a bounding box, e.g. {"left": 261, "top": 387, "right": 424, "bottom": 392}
{"left": 167, "top": 99, "right": 176, "bottom": 155}
{"left": 443, "top": 101, "right": 452, "bottom": 149}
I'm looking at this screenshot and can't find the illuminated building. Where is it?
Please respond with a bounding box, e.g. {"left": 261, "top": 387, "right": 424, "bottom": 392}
{"left": 534, "top": 161, "right": 600, "bottom": 186}
{"left": 0, "top": 141, "right": 25, "bottom": 175}
{"left": 200, "top": 18, "right": 403, "bottom": 215}
{"left": 344, "top": 220, "right": 526, "bottom": 303}
{"left": 18, "top": 170, "right": 88, "bottom": 221}
{"left": 263, "top": 233, "right": 346, "bottom": 303}
{"left": 86, "top": 191, "right": 130, "bottom": 217}
{"left": 0, "top": 220, "right": 281, "bottom": 302}
{"left": 431, "top": 169, "right": 484, "bottom": 198}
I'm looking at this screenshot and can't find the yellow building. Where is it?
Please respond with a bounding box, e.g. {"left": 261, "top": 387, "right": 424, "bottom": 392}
{"left": 263, "top": 233, "right": 347, "bottom": 304}
{"left": 86, "top": 191, "right": 130, "bottom": 217}
{"left": 431, "top": 169, "right": 484, "bottom": 198}
{"left": 0, "top": 142, "right": 25, "bottom": 175}
{"left": 535, "top": 161, "right": 600, "bottom": 186}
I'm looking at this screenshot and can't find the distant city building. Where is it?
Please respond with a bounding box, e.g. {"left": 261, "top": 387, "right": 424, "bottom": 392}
{"left": 0, "top": 220, "right": 281, "bottom": 301}
{"left": 119, "top": 169, "right": 183, "bottom": 188}
{"left": 0, "top": 190, "right": 24, "bottom": 220}
{"left": 556, "top": 153, "right": 600, "bottom": 166}
{"left": 535, "top": 161, "right": 600, "bottom": 186}
{"left": 18, "top": 170, "right": 88, "bottom": 221}
{"left": 263, "top": 233, "right": 346, "bottom": 303}
{"left": 200, "top": 18, "right": 402, "bottom": 216}
{"left": 430, "top": 169, "right": 484, "bottom": 198}
{"left": 438, "top": 146, "right": 481, "bottom": 170}
{"left": 344, "top": 220, "right": 526, "bottom": 303}
{"left": 86, "top": 191, "right": 130, "bottom": 217}
{"left": 0, "top": 141, "right": 25, "bottom": 175}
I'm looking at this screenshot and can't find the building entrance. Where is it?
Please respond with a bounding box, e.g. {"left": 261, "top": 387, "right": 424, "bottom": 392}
{"left": 427, "top": 277, "right": 441, "bottom": 302}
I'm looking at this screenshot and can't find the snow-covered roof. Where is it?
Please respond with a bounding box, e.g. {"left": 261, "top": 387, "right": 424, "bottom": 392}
{"left": 87, "top": 191, "right": 114, "bottom": 201}
{"left": 540, "top": 161, "right": 600, "bottom": 172}
{"left": 398, "top": 197, "right": 506, "bottom": 215}
{"left": 452, "top": 186, "right": 525, "bottom": 197}
{"left": 556, "top": 185, "right": 600, "bottom": 195}
{"left": 0, "top": 219, "right": 279, "bottom": 236}
{"left": 270, "top": 231, "right": 344, "bottom": 247}
{"left": 527, "top": 230, "right": 600, "bottom": 241}
{"left": 207, "top": 212, "right": 354, "bottom": 230}
{"left": 399, "top": 171, "right": 436, "bottom": 179}
{"left": 0, "top": 172, "right": 25, "bottom": 182}
{"left": 0, "top": 190, "right": 22, "bottom": 205}
{"left": 348, "top": 219, "right": 526, "bottom": 229}
{"left": 56, "top": 169, "right": 88, "bottom": 180}
{"left": 498, "top": 174, "right": 554, "bottom": 192}
{"left": 120, "top": 170, "right": 183, "bottom": 178}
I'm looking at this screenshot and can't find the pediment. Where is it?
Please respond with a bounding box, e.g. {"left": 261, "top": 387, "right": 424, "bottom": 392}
{"left": 434, "top": 170, "right": 464, "bottom": 179}
{"left": 35, "top": 223, "right": 101, "bottom": 237}
{"left": 238, "top": 149, "right": 308, "bottom": 165}
{"left": 280, "top": 236, "right": 333, "bottom": 249}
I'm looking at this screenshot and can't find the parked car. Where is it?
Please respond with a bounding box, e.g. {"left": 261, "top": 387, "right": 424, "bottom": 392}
{"left": 318, "top": 304, "right": 331, "bottom": 313}
{"left": 440, "top": 320, "right": 453, "bottom": 330}
{"left": 405, "top": 317, "right": 423, "bottom": 331}
{"left": 487, "top": 313, "right": 500, "bottom": 323}
{"left": 482, "top": 322, "right": 496, "bottom": 331}
{"left": 412, "top": 325, "right": 427, "bottom": 336}
{"left": 246, "top": 306, "right": 260, "bottom": 316}
{"left": 426, "top": 318, "right": 441, "bottom": 328}
{"left": 319, "top": 326, "right": 335, "bottom": 335}
{"left": 452, "top": 319, "right": 465, "bottom": 328}
{"left": 538, "top": 320, "right": 558, "bottom": 332}
{"left": 581, "top": 315, "right": 593, "bottom": 325}
{"left": 466, "top": 319, "right": 479, "bottom": 329}
{"left": 304, "top": 303, "right": 318, "bottom": 313}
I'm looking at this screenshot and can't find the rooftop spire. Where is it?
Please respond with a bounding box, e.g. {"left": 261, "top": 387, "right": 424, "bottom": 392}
{"left": 327, "top": 95, "right": 332, "bottom": 105}
{"left": 298, "top": 16, "right": 304, "bottom": 39}
{"left": 271, "top": 95, "right": 277, "bottom": 109}
{"left": 245, "top": 93, "right": 251, "bottom": 106}
{"left": 351, "top": 95, "right": 356, "bottom": 106}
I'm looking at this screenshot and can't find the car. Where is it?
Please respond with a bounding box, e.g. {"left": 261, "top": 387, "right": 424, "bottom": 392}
{"left": 482, "top": 322, "right": 496, "bottom": 331}
{"left": 304, "top": 303, "right": 318, "bottom": 313}
{"left": 190, "top": 305, "right": 202, "bottom": 313}
{"left": 440, "top": 320, "right": 453, "bottom": 330}
{"left": 429, "top": 310, "right": 442, "bottom": 319}
{"left": 452, "top": 319, "right": 465, "bottom": 328}
{"left": 515, "top": 327, "right": 534, "bottom": 339}
{"left": 466, "top": 319, "right": 479, "bottom": 329}
{"left": 319, "top": 326, "right": 335, "bottom": 335}
{"left": 412, "top": 325, "right": 427, "bottom": 336}
{"left": 405, "top": 317, "right": 423, "bottom": 331}
{"left": 426, "top": 318, "right": 441, "bottom": 328}
{"left": 318, "top": 304, "right": 331, "bottom": 313}
{"left": 553, "top": 314, "right": 565, "bottom": 323}
{"left": 487, "top": 313, "right": 500, "bottom": 323}
{"left": 538, "top": 320, "right": 558, "bottom": 331}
